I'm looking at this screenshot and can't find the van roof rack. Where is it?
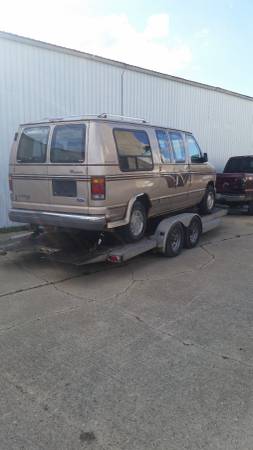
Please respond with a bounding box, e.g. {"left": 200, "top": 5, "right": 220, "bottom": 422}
{"left": 35, "top": 113, "right": 147, "bottom": 124}
{"left": 97, "top": 113, "right": 147, "bottom": 123}
{"left": 42, "top": 114, "right": 99, "bottom": 122}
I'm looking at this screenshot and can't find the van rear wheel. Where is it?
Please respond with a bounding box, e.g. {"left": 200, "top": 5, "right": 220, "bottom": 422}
{"left": 121, "top": 201, "right": 147, "bottom": 243}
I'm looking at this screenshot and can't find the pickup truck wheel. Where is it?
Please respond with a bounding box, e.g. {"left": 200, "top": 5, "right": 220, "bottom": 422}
{"left": 121, "top": 201, "right": 147, "bottom": 243}
{"left": 248, "top": 202, "right": 253, "bottom": 215}
{"left": 164, "top": 223, "right": 184, "bottom": 257}
{"left": 199, "top": 185, "right": 215, "bottom": 215}
{"left": 185, "top": 216, "right": 202, "bottom": 249}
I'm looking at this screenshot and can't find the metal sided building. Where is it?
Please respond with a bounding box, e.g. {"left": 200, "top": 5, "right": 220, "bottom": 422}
{"left": 1, "top": 30, "right": 253, "bottom": 228}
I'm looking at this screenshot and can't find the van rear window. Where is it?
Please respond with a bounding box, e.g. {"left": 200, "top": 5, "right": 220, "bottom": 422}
{"left": 17, "top": 127, "right": 49, "bottom": 163}
{"left": 50, "top": 124, "right": 85, "bottom": 163}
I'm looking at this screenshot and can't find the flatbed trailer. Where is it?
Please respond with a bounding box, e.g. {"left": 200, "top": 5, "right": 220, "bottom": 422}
{"left": 0, "top": 208, "right": 227, "bottom": 266}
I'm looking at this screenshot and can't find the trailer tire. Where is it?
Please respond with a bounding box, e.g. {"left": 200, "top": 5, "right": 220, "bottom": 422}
{"left": 164, "top": 222, "right": 184, "bottom": 257}
{"left": 184, "top": 216, "right": 202, "bottom": 249}
{"left": 199, "top": 185, "right": 215, "bottom": 215}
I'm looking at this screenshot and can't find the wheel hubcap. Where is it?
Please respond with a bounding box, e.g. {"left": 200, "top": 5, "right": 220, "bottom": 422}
{"left": 170, "top": 227, "right": 181, "bottom": 252}
{"left": 207, "top": 192, "right": 214, "bottom": 210}
{"left": 189, "top": 222, "right": 199, "bottom": 243}
{"left": 130, "top": 210, "right": 144, "bottom": 237}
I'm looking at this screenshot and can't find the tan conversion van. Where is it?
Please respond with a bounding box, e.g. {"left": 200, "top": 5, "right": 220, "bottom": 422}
{"left": 9, "top": 114, "right": 216, "bottom": 242}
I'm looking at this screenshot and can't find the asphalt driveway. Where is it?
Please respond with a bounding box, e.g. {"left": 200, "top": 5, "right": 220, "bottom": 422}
{"left": 1, "top": 213, "right": 253, "bottom": 450}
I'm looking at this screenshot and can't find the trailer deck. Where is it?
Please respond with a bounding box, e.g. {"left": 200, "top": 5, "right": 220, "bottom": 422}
{"left": 0, "top": 208, "right": 227, "bottom": 265}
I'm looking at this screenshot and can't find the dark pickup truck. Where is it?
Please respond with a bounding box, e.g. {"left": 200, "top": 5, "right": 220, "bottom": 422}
{"left": 216, "top": 156, "right": 253, "bottom": 213}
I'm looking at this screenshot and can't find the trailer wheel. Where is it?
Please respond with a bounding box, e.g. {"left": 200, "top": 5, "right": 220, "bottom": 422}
{"left": 164, "top": 222, "right": 184, "bottom": 257}
{"left": 185, "top": 216, "right": 202, "bottom": 249}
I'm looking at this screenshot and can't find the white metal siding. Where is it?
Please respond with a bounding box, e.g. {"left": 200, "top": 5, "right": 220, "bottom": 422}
{"left": 0, "top": 37, "right": 122, "bottom": 227}
{"left": 123, "top": 70, "right": 253, "bottom": 170}
{"left": 1, "top": 33, "right": 253, "bottom": 227}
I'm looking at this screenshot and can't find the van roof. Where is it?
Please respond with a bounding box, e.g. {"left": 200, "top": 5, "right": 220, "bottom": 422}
{"left": 20, "top": 113, "right": 192, "bottom": 134}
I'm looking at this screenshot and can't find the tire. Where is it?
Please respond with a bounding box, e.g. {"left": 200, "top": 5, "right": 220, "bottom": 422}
{"left": 164, "top": 222, "right": 184, "bottom": 257}
{"left": 120, "top": 201, "right": 147, "bottom": 243}
{"left": 248, "top": 202, "right": 253, "bottom": 215}
{"left": 184, "top": 216, "right": 202, "bottom": 249}
{"left": 199, "top": 185, "right": 215, "bottom": 215}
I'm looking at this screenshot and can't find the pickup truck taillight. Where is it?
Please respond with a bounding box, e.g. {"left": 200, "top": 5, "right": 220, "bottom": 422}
{"left": 9, "top": 176, "right": 13, "bottom": 193}
{"left": 91, "top": 176, "right": 105, "bottom": 200}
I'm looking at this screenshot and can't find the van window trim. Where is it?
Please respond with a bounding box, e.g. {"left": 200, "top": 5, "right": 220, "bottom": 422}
{"left": 113, "top": 127, "right": 154, "bottom": 172}
{"left": 185, "top": 133, "right": 203, "bottom": 164}
{"left": 168, "top": 131, "right": 187, "bottom": 164}
{"left": 50, "top": 123, "right": 86, "bottom": 164}
{"left": 155, "top": 128, "right": 174, "bottom": 164}
{"left": 16, "top": 125, "right": 50, "bottom": 164}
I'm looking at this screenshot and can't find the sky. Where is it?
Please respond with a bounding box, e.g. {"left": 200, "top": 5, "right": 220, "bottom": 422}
{"left": 0, "top": 0, "right": 252, "bottom": 96}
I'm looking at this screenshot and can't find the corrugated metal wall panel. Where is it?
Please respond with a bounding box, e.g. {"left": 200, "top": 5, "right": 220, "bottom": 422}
{"left": 0, "top": 38, "right": 122, "bottom": 227}
{"left": 123, "top": 70, "right": 253, "bottom": 170}
{"left": 1, "top": 34, "right": 253, "bottom": 227}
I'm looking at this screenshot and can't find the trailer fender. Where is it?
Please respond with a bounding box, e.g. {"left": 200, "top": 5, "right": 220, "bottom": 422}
{"left": 153, "top": 213, "right": 201, "bottom": 253}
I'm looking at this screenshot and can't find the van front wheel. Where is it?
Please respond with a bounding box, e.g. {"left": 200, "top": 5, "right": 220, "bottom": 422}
{"left": 121, "top": 201, "right": 147, "bottom": 243}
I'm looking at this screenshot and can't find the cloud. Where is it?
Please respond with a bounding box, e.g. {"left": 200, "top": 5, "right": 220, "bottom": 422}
{"left": 194, "top": 28, "right": 210, "bottom": 39}
{"left": 0, "top": 0, "right": 192, "bottom": 75}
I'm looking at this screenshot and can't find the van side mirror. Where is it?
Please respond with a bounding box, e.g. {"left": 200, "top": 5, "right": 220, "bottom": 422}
{"left": 203, "top": 152, "right": 208, "bottom": 162}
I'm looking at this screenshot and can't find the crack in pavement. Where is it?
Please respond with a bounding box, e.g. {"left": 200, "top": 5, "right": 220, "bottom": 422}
{"left": 0, "top": 274, "right": 81, "bottom": 299}
{"left": 0, "top": 257, "right": 133, "bottom": 300}
{"left": 201, "top": 231, "right": 253, "bottom": 246}
{"left": 0, "top": 269, "right": 136, "bottom": 335}
{"left": 199, "top": 244, "right": 216, "bottom": 270}
{"left": 52, "top": 268, "right": 137, "bottom": 305}
{"left": 130, "top": 245, "right": 214, "bottom": 282}
{"left": 116, "top": 306, "right": 253, "bottom": 371}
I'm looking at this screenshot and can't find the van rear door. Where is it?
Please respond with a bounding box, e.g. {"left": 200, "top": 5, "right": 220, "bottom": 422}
{"left": 47, "top": 122, "right": 89, "bottom": 214}
{"left": 12, "top": 125, "right": 51, "bottom": 210}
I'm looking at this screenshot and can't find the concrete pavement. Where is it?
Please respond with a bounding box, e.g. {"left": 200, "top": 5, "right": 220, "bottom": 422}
{"left": 0, "top": 214, "right": 253, "bottom": 449}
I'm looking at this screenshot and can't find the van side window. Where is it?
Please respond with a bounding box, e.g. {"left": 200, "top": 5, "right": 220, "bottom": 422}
{"left": 51, "top": 124, "right": 85, "bottom": 163}
{"left": 186, "top": 134, "right": 202, "bottom": 163}
{"left": 155, "top": 130, "right": 172, "bottom": 163}
{"left": 169, "top": 132, "right": 186, "bottom": 163}
{"left": 17, "top": 127, "right": 49, "bottom": 163}
{"left": 114, "top": 129, "right": 153, "bottom": 171}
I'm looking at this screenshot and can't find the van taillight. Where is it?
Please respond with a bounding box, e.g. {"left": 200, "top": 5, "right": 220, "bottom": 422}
{"left": 91, "top": 177, "right": 105, "bottom": 200}
{"left": 9, "top": 176, "right": 13, "bottom": 192}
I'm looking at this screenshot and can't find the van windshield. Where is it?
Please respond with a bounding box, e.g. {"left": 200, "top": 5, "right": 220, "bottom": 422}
{"left": 224, "top": 157, "right": 253, "bottom": 173}
{"left": 50, "top": 124, "right": 85, "bottom": 163}
{"left": 17, "top": 126, "right": 49, "bottom": 163}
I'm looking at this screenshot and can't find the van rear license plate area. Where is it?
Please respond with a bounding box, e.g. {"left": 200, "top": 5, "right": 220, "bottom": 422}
{"left": 52, "top": 180, "right": 77, "bottom": 197}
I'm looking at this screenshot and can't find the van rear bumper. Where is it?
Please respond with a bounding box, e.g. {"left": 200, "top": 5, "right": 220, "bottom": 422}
{"left": 9, "top": 208, "right": 106, "bottom": 231}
